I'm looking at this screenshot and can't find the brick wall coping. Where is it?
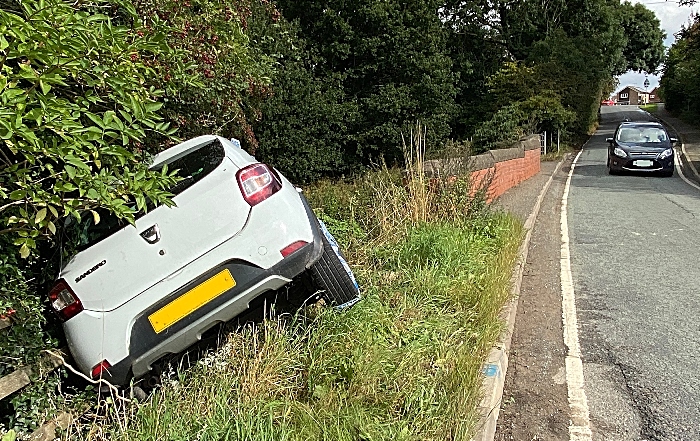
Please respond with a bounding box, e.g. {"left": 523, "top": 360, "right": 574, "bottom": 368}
{"left": 423, "top": 134, "right": 541, "bottom": 175}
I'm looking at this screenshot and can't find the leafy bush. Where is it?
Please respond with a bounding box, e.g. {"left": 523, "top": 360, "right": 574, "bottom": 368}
{"left": 254, "top": 46, "right": 361, "bottom": 183}
{"left": 0, "top": 0, "right": 192, "bottom": 257}
{"left": 472, "top": 104, "right": 526, "bottom": 153}
{"left": 133, "top": 0, "right": 279, "bottom": 151}
{"left": 0, "top": 0, "right": 194, "bottom": 434}
{"left": 0, "top": 239, "right": 54, "bottom": 378}
{"left": 0, "top": 233, "right": 64, "bottom": 433}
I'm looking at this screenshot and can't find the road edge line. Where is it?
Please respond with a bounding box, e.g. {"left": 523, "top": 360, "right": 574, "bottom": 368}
{"left": 472, "top": 155, "right": 569, "bottom": 441}
{"left": 674, "top": 150, "right": 700, "bottom": 191}
{"left": 560, "top": 150, "right": 592, "bottom": 440}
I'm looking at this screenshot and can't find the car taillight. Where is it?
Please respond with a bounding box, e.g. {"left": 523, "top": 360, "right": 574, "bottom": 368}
{"left": 236, "top": 163, "right": 282, "bottom": 206}
{"left": 48, "top": 279, "right": 83, "bottom": 321}
{"left": 281, "top": 241, "right": 308, "bottom": 257}
{"left": 91, "top": 360, "right": 111, "bottom": 379}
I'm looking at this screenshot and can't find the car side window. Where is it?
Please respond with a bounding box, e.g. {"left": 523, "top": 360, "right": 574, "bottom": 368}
{"left": 67, "top": 210, "right": 129, "bottom": 249}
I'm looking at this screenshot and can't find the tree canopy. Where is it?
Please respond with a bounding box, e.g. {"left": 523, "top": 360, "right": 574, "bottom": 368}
{"left": 619, "top": 1, "right": 666, "bottom": 74}
{"left": 660, "top": 13, "right": 700, "bottom": 116}
{"left": 0, "top": 0, "right": 668, "bottom": 249}
{"left": 445, "top": 0, "right": 665, "bottom": 146}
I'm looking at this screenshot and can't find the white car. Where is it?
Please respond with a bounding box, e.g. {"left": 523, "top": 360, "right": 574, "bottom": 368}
{"left": 48, "top": 136, "right": 360, "bottom": 386}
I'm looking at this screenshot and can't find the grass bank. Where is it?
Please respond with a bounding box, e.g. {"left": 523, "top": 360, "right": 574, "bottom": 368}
{"left": 59, "top": 159, "right": 523, "bottom": 440}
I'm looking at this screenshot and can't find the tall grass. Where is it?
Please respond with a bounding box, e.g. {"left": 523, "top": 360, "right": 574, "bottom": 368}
{"left": 63, "top": 128, "right": 523, "bottom": 441}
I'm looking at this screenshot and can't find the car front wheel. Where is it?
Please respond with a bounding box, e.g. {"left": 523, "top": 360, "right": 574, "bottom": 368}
{"left": 309, "top": 229, "right": 360, "bottom": 308}
{"left": 607, "top": 157, "right": 617, "bottom": 175}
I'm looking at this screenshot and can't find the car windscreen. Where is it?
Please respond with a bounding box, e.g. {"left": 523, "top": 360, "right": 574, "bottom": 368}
{"left": 616, "top": 126, "right": 668, "bottom": 143}
{"left": 66, "top": 140, "right": 225, "bottom": 249}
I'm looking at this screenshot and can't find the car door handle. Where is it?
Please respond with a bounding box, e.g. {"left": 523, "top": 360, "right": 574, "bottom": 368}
{"left": 140, "top": 224, "right": 161, "bottom": 244}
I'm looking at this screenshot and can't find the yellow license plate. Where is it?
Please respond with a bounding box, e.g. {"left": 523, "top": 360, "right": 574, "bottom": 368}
{"left": 148, "top": 269, "right": 236, "bottom": 334}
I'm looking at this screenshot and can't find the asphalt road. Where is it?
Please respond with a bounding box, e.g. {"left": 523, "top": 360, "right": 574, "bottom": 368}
{"left": 571, "top": 106, "right": 700, "bottom": 440}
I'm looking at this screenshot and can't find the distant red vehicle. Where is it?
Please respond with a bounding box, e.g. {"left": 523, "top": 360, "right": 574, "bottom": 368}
{"left": 601, "top": 99, "right": 615, "bottom": 106}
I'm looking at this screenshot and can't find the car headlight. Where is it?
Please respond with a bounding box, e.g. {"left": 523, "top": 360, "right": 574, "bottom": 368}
{"left": 658, "top": 148, "right": 674, "bottom": 160}
{"left": 613, "top": 147, "right": 627, "bottom": 158}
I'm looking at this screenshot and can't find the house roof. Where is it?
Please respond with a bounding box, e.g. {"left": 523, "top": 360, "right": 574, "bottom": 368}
{"left": 619, "top": 86, "right": 647, "bottom": 94}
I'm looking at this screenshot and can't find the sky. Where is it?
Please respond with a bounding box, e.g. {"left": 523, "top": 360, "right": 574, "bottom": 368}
{"left": 615, "top": 0, "right": 698, "bottom": 95}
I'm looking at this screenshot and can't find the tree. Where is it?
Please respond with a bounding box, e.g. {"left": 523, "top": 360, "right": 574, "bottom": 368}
{"left": 249, "top": 17, "right": 360, "bottom": 183}
{"left": 660, "top": 14, "right": 700, "bottom": 116}
{"left": 466, "top": 0, "right": 665, "bottom": 137}
{"left": 442, "top": 0, "right": 508, "bottom": 138}
{"left": 275, "top": 0, "right": 458, "bottom": 165}
{"left": 618, "top": 1, "right": 666, "bottom": 74}
{"left": 496, "top": 0, "right": 567, "bottom": 60}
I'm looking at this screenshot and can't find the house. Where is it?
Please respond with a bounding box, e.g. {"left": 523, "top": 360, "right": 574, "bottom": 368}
{"left": 648, "top": 87, "right": 662, "bottom": 103}
{"left": 617, "top": 86, "right": 649, "bottom": 105}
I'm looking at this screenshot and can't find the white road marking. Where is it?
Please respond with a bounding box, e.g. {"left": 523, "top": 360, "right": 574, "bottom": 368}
{"left": 561, "top": 150, "right": 593, "bottom": 441}
{"left": 675, "top": 149, "right": 700, "bottom": 191}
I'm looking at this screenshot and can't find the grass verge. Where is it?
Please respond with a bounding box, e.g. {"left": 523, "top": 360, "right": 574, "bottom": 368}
{"left": 58, "top": 135, "right": 524, "bottom": 441}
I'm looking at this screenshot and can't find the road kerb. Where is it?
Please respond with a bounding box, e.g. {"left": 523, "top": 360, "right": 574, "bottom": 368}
{"left": 471, "top": 155, "right": 569, "bottom": 441}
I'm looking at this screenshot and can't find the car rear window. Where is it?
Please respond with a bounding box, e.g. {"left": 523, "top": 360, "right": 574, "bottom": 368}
{"left": 67, "top": 140, "right": 225, "bottom": 249}
{"left": 154, "top": 139, "right": 225, "bottom": 196}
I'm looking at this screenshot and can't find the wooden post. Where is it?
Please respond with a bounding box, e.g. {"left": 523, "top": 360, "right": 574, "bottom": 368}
{"left": 0, "top": 367, "right": 32, "bottom": 401}
{"left": 0, "top": 351, "right": 64, "bottom": 401}
{"left": 29, "top": 412, "right": 74, "bottom": 441}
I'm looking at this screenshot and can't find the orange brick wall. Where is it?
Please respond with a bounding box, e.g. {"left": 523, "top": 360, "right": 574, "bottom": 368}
{"left": 470, "top": 148, "right": 541, "bottom": 201}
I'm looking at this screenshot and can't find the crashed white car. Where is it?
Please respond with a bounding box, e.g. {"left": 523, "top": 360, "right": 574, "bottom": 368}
{"left": 48, "top": 136, "right": 360, "bottom": 386}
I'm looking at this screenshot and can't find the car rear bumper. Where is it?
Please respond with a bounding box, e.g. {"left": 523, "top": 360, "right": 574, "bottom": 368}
{"left": 69, "top": 193, "right": 324, "bottom": 386}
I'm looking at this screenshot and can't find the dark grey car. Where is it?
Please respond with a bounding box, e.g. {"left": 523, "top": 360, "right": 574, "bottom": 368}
{"left": 606, "top": 121, "right": 677, "bottom": 177}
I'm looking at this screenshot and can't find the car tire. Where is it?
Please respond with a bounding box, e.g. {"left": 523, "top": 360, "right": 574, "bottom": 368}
{"left": 309, "top": 234, "right": 360, "bottom": 308}
{"left": 607, "top": 159, "right": 617, "bottom": 175}
{"left": 660, "top": 169, "right": 674, "bottom": 177}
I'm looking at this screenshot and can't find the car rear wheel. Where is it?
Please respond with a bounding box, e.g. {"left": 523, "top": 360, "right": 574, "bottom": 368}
{"left": 309, "top": 234, "right": 360, "bottom": 308}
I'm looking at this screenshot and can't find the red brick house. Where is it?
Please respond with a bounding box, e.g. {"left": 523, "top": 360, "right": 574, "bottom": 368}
{"left": 649, "top": 87, "right": 662, "bottom": 103}
{"left": 617, "top": 86, "right": 648, "bottom": 105}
